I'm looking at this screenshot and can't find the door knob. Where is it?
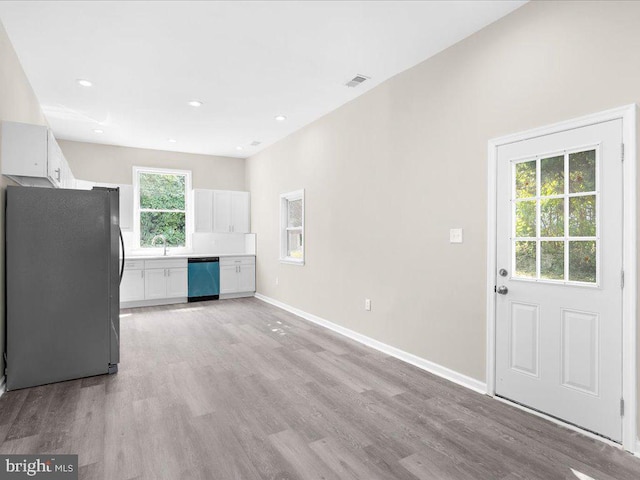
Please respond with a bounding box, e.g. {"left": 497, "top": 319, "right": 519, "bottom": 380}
{"left": 496, "top": 285, "right": 508, "bottom": 295}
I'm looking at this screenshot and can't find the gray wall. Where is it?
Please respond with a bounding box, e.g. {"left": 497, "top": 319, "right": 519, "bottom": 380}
{"left": 245, "top": 0, "right": 640, "bottom": 431}
{"left": 60, "top": 140, "right": 246, "bottom": 190}
{"left": 0, "top": 20, "right": 48, "bottom": 379}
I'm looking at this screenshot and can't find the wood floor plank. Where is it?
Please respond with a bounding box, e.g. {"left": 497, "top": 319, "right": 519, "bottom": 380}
{"left": 268, "top": 429, "right": 341, "bottom": 480}
{"left": 0, "top": 297, "right": 637, "bottom": 480}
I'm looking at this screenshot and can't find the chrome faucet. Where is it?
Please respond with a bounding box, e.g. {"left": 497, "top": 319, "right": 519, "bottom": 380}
{"left": 151, "top": 234, "right": 168, "bottom": 256}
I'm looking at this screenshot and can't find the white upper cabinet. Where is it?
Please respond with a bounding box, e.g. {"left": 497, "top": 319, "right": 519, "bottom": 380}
{"left": 194, "top": 189, "right": 250, "bottom": 234}
{"left": 118, "top": 184, "right": 134, "bottom": 231}
{"left": 193, "top": 189, "right": 213, "bottom": 232}
{"left": 46, "top": 130, "right": 62, "bottom": 187}
{"left": 94, "top": 182, "right": 133, "bottom": 231}
{"left": 213, "top": 190, "right": 233, "bottom": 233}
{"left": 1, "top": 121, "right": 70, "bottom": 188}
{"left": 230, "top": 191, "right": 250, "bottom": 233}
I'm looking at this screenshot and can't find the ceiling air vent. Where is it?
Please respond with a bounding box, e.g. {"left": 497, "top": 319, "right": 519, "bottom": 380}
{"left": 250, "top": 141, "right": 261, "bottom": 147}
{"left": 345, "top": 74, "right": 370, "bottom": 88}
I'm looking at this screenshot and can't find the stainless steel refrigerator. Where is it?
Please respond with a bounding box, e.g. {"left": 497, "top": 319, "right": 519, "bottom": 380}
{"left": 6, "top": 185, "right": 122, "bottom": 391}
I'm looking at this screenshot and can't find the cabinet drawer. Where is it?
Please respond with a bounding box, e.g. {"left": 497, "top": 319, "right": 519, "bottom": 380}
{"left": 124, "top": 260, "right": 144, "bottom": 270}
{"left": 220, "top": 256, "right": 255, "bottom": 266}
{"left": 144, "top": 258, "right": 187, "bottom": 270}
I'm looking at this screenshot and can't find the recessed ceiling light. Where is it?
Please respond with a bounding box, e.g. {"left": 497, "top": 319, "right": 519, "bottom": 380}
{"left": 274, "top": 115, "right": 287, "bottom": 122}
{"left": 188, "top": 100, "right": 203, "bottom": 107}
{"left": 93, "top": 128, "right": 103, "bottom": 133}
{"left": 236, "top": 146, "right": 243, "bottom": 151}
{"left": 168, "top": 138, "right": 177, "bottom": 143}
{"left": 76, "top": 79, "right": 93, "bottom": 87}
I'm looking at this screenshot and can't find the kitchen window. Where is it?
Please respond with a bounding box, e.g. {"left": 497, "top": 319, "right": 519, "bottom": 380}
{"left": 280, "top": 189, "right": 305, "bottom": 265}
{"left": 133, "top": 166, "right": 192, "bottom": 250}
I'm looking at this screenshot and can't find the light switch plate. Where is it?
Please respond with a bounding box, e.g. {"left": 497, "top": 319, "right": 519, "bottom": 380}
{"left": 450, "top": 228, "right": 463, "bottom": 244}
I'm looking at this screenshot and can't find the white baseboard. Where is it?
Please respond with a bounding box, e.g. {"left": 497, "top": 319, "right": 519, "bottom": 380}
{"left": 254, "top": 293, "right": 487, "bottom": 394}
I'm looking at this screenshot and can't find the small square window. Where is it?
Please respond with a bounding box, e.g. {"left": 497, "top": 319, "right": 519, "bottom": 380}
{"left": 280, "top": 190, "right": 304, "bottom": 265}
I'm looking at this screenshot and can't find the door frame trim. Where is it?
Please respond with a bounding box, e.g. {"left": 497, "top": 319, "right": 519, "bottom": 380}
{"left": 486, "top": 104, "right": 638, "bottom": 452}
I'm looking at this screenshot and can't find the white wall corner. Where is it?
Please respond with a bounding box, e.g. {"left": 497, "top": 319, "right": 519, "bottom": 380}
{"left": 254, "top": 293, "right": 487, "bottom": 395}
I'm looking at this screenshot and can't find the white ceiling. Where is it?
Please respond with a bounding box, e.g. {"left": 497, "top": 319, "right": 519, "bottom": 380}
{"left": 0, "top": 1, "right": 526, "bottom": 159}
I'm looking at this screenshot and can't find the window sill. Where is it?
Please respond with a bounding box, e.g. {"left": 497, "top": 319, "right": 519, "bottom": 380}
{"left": 280, "top": 258, "right": 305, "bottom": 266}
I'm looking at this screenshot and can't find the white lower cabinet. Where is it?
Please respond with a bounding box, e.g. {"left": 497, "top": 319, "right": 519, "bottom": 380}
{"left": 167, "top": 267, "right": 188, "bottom": 297}
{"left": 120, "top": 261, "right": 145, "bottom": 302}
{"left": 144, "top": 268, "right": 168, "bottom": 300}
{"left": 220, "top": 264, "right": 239, "bottom": 294}
{"left": 219, "top": 256, "right": 255, "bottom": 297}
{"left": 120, "top": 258, "right": 188, "bottom": 306}
{"left": 238, "top": 263, "right": 256, "bottom": 292}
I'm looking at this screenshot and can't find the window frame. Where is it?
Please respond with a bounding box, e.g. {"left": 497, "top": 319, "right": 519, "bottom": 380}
{"left": 280, "top": 189, "right": 305, "bottom": 265}
{"left": 133, "top": 166, "right": 193, "bottom": 253}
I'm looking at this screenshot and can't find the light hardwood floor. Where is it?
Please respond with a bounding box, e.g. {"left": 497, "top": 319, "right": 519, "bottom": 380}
{"left": 1, "top": 297, "right": 639, "bottom": 479}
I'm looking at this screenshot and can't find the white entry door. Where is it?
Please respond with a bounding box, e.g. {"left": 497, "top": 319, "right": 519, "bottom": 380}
{"left": 495, "top": 119, "right": 623, "bottom": 441}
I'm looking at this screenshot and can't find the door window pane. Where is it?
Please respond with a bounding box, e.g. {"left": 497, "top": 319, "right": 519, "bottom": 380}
{"left": 515, "top": 161, "right": 537, "bottom": 199}
{"left": 569, "top": 241, "right": 596, "bottom": 283}
{"left": 511, "top": 148, "right": 598, "bottom": 284}
{"left": 515, "top": 201, "right": 536, "bottom": 237}
{"left": 541, "top": 241, "right": 564, "bottom": 280}
{"left": 540, "top": 198, "right": 564, "bottom": 237}
{"left": 541, "top": 155, "right": 564, "bottom": 196}
{"left": 515, "top": 241, "right": 536, "bottom": 278}
{"left": 569, "top": 195, "right": 596, "bottom": 237}
{"left": 569, "top": 150, "right": 596, "bottom": 193}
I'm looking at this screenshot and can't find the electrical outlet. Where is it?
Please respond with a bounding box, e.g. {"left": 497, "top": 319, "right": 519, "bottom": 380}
{"left": 449, "top": 228, "right": 463, "bottom": 244}
{"left": 365, "top": 299, "right": 371, "bottom": 311}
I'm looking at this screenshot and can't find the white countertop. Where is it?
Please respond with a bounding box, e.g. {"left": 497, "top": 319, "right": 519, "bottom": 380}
{"left": 123, "top": 253, "right": 255, "bottom": 260}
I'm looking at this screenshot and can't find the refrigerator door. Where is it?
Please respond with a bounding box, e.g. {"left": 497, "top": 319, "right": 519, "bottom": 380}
{"left": 101, "top": 187, "right": 121, "bottom": 369}
{"left": 6, "top": 186, "right": 115, "bottom": 390}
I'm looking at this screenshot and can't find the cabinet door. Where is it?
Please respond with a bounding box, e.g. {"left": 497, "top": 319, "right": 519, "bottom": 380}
{"left": 120, "top": 269, "right": 145, "bottom": 302}
{"left": 119, "top": 184, "right": 134, "bottom": 231}
{"left": 194, "top": 189, "right": 213, "bottom": 232}
{"left": 1, "top": 122, "right": 47, "bottom": 179}
{"left": 47, "top": 131, "right": 62, "bottom": 187}
{"left": 231, "top": 191, "right": 250, "bottom": 233}
{"left": 213, "top": 190, "right": 232, "bottom": 233}
{"left": 144, "top": 269, "right": 167, "bottom": 299}
{"left": 166, "top": 267, "right": 188, "bottom": 297}
{"left": 219, "top": 264, "right": 239, "bottom": 294}
{"left": 238, "top": 264, "right": 256, "bottom": 292}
